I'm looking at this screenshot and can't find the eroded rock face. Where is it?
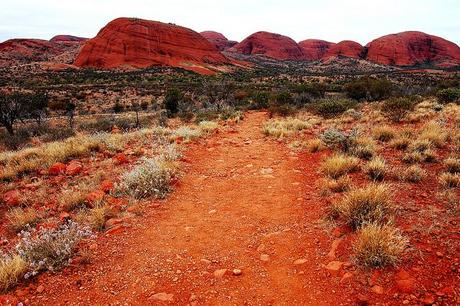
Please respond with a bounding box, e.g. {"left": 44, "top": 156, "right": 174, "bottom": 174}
{"left": 298, "top": 39, "right": 335, "bottom": 61}
{"left": 366, "top": 31, "right": 460, "bottom": 67}
{"left": 323, "top": 40, "right": 365, "bottom": 59}
{"left": 231, "top": 31, "right": 305, "bottom": 60}
{"left": 74, "top": 18, "right": 229, "bottom": 72}
{"left": 200, "top": 31, "right": 237, "bottom": 51}
{"left": 50, "top": 35, "right": 88, "bottom": 43}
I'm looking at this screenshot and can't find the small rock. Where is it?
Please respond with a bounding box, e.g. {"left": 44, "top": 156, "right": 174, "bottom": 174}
{"left": 395, "top": 269, "right": 416, "bottom": 294}
{"left": 232, "top": 269, "right": 242, "bottom": 276}
{"left": 86, "top": 190, "right": 105, "bottom": 206}
{"left": 48, "top": 162, "right": 66, "bottom": 175}
{"left": 150, "top": 292, "right": 174, "bottom": 302}
{"left": 325, "top": 261, "right": 344, "bottom": 276}
{"left": 340, "top": 272, "right": 353, "bottom": 283}
{"left": 114, "top": 153, "right": 128, "bottom": 164}
{"left": 65, "top": 161, "right": 83, "bottom": 176}
{"left": 100, "top": 180, "right": 114, "bottom": 193}
{"left": 371, "top": 285, "right": 384, "bottom": 295}
{"left": 213, "top": 269, "right": 228, "bottom": 278}
{"left": 422, "top": 293, "right": 435, "bottom": 305}
{"left": 260, "top": 254, "right": 270, "bottom": 262}
{"left": 2, "top": 190, "right": 21, "bottom": 206}
{"left": 293, "top": 259, "right": 308, "bottom": 265}
{"left": 36, "top": 285, "right": 44, "bottom": 293}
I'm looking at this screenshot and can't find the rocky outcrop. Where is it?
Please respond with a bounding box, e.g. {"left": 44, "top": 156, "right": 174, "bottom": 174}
{"left": 230, "top": 31, "right": 305, "bottom": 60}
{"left": 298, "top": 39, "right": 335, "bottom": 61}
{"left": 200, "top": 31, "right": 237, "bottom": 51}
{"left": 366, "top": 31, "right": 460, "bottom": 67}
{"left": 74, "top": 18, "right": 229, "bottom": 73}
{"left": 323, "top": 40, "right": 365, "bottom": 59}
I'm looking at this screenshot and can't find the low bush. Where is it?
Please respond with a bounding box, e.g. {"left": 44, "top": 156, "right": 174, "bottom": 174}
{"left": 312, "top": 98, "right": 357, "bottom": 118}
{"left": 263, "top": 118, "right": 311, "bottom": 138}
{"left": 320, "top": 154, "right": 360, "bottom": 179}
{"left": 364, "top": 157, "right": 387, "bottom": 181}
{"left": 400, "top": 165, "right": 427, "bottom": 183}
{"left": 373, "top": 126, "right": 396, "bottom": 142}
{"left": 437, "top": 88, "right": 460, "bottom": 104}
{"left": 381, "top": 97, "right": 415, "bottom": 122}
{"left": 332, "top": 184, "right": 393, "bottom": 229}
{"left": 353, "top": 223, "right": 407, "bottom": 268}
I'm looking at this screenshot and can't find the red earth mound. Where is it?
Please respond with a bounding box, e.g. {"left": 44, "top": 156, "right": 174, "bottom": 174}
{"left": 74, "top": 18, "right": 230, "bottom": 73}
{"left": 231, "top": 31, "right": 305, "bottom": 60}
{"left": 323, "top": 40, "right": 364, "bottom": 59}
{"left": 298, "top": 39, "right": 335, "bottom": 61}
{"left": 50, "top": 35, "right": 88, "bottom": 43}
{"left": 366, "top": 31, "right": 460, "bottom": 68}
{"left": 200, "top": 31, "right": 237, "bottom": 51}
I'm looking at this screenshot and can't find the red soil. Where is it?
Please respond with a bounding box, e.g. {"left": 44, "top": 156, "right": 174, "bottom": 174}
{"left": 74, "top": 18, "right": 230, "bottom": 74}
{"left": 231, "top": 31, "right": 305, "bottom": 60}
{"left": 2, "top": 112, "right": 459, "bottom": 305}
{"left": 200, "top": 31, "right": 237, "bottom": 51}
{"left": 366, "top": 31, "right": 460, "bottom": 68}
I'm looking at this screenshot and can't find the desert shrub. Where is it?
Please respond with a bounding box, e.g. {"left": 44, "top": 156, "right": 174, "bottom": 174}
{"left": 312, "top": 98, "right": 357, "bottom": 118}
{"left": 120, "top": 157, "right": 177, "bottom": 199}
{"left": 293, "top": 82, "right": 327, "bottom": 99}
{"left": 409, "top": 139, "right": 432, "bottom": 153}
{"left": 333, "top": 184, "right": 392, "bottom": 229}
{"left": 353, "top": 223, "right": 407, "bottom": 268}
{"left": 262, "top": 118, "right": 311, "bottom": 138}
{"left": 373, "top": 126, "right": 396, "bottom": 142}
{"left": 381, "top": 97, "right": 415, "bottom": 122}
{"left": 251, "top": 91, "right": 270, "bottom": 109}
{"left": 6, "top": 208, "right": 40, "bottom": 232}
{"left": 306, "top": 139, "right": 325, "bottom": 153}
{"left": 16, "top": 221, "right": 92, "bottom": 277}
{"left": 40, "top": 127, "right": 75, "bottom": 143}
{"left": 79, "top": 204, "right": 111, "bottom": 231}
{"left": 198, "top": 121, "right": 218, "bottom": 134}
{"left": 400, "top": 165, "right": 427, "bottom": 183}
{"left": 437, "top": 88, "right": 460, "bottom": 104}
{"left": 0, "top": 255, "right": 27, "bottom": 293}
{"left": 320, "top": 128, "right": 358, "bottom": 152}
{"left": 364, "top": 157, "right": 387, "bottom": 181}
{"left": 320, "top": 154, "right": 360, "bottom": 179}
{"left": 443, "top": 157, "right": 460, "bottom": 174}
{"left": 439, "top": 172, "right": 460, "bottom": 188}
{"left": 344, "top": 77, "right": 393, "bottom": 101}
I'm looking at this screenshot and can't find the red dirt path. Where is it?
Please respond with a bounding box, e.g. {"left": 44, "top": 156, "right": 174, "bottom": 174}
{"left": 18, "top": 112, "right": 354, "bottom": 305}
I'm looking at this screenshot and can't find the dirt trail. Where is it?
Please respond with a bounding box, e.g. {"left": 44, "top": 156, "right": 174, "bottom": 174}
{"left": 26, "top": 112, "right": 345, "bottom": 305}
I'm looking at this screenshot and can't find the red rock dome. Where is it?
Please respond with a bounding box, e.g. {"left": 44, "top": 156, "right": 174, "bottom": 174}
{"left": 231, "top": 31, "right": 305, "bottom": 60}
{"left": 50, "top": 35, "right": 88, "bottom": 43}
{"left": 200, "top": 31, "right": 237, "bottom": 51}
{"left": 323, "top": 40, "right": 364, "bottom": 59}
{"left": 366, "top": 31, "right": 460, "bottom": 67}
{"left": 74, "top": 18, "right": 229, "bottom": 72}
{"left": 298, "top": 39, "right": 335, "bottom": 61}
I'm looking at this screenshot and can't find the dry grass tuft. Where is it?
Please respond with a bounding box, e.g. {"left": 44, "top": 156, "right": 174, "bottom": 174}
{"left": 373, "top": 126, "right": 396, "bottom": 142}
{"left": 333, "top": 184, "right": 393, "bottom": 229}
{"left": 350, "top": 137, "right": 377, "bottom": 160}
{"left": 198, "top": 121, "right": 219, "bottom": 134}
{"left": 324, "top": 175, "right": 352, "bottom": 193}
{"left": 400, "top": 165, "right": 427, "bottom": 183}
{"left": 389, "top": 137, "right": 410, "bottom": 150}
{"left": 320, "top": 154, "right": 360, "bottom": 179}
{"left": 364, "top": 157, "right": 387, "bottom": 181}
{"left": 263, "top": 118, "right": 311, "bottom": 138}
{"left": 306, "top": 139, "right": 325, "bottom": 153}
{"left": 353, "top": 223, "right": 407, "bottom": 268}
{"left": 418, "top": 121, "right": 448, "bottom": 148}
{"left": 0, "top": 255, "right": 27, "bottom": 293}
{"left": 439, "top": 172, "right": 460, "bottom": 188}
{"left": 6, "top": 207, "right": 40, "bottom": 232}
{"left": 443, "top": 157, "right": 460, "bottom": 174}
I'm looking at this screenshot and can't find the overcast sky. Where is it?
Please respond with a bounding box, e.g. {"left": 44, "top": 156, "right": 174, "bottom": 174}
{"left": 1, "top": 0, "right": 459, "bottom": 45}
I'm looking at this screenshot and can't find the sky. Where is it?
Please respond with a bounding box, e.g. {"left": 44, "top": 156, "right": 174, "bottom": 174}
{"left": 1, "top": 0, "right": 459, "bottom": 45}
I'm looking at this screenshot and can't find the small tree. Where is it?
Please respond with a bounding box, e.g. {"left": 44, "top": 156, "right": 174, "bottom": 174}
{"left": 66, "top": 102, "right": 76, "bottom": 129}
{"left": 381, "top": 97, "right": 415, "bottom": 122}
{"left": 164, "top": 88, "right": 183, "bottom": 117}
{"left": 0, "top": 92, "right": 28, "bottom": 135}
{"left": 25, "top": 92, "right": 49, "bottom": 125}
{"left": 131, "top": 102, "right": 140, "bottom": 128}
{"left": 113, "top": 101, "right": 124, "bottom": 113}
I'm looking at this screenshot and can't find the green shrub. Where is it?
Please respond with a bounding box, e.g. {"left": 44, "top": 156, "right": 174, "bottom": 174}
{"left": 437, "top": 88, "right": 460, "bottom": 104}
{"left": 345, "top": 77, "right": 393, "bottom": 101}
{"left": 381, "top": 97, "right": 416, "bottom": 122}
{"left": 313, "top": 98, "right": 357, "bottom": 118}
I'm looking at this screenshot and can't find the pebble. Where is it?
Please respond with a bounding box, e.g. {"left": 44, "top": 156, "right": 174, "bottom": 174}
{"left": 232, "top": 269, "right": 242, "bottom": 276}
{"left": 260, "top": 254, "right": 270, "bottom": 262}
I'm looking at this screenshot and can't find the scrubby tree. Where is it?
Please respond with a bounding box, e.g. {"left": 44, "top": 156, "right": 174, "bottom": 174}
{"left": 0, "top": 92, "right": 27, "bottom": 135}
{"left": 345, "top": 77, "right": 393, "bottom": 101}
{"left": 65, "top": 102, "right": 76, "bottom": 129}
{"left": 25, "top": 92, "right": 49, "bottom": 125}
{"left": 381, "top": 97, "right": 415, "bottom": 122}
{"left": 164, "top": 88, "right": 183, "bottom": 117}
